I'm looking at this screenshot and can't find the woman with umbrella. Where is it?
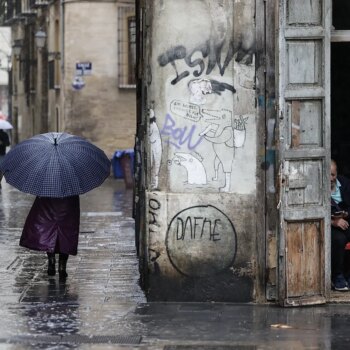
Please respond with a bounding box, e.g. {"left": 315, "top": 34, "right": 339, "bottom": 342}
{"left": 0, "top": 118, "right": 13, "bottom": 188}
{"left": 0, "top": 132, "right": 111, "bottom": 279}
{"left": 21, "top": 195, "right": 80, "bottom": 278}
{"left": 0, "top": 129, "right": 10, "bottom": 182}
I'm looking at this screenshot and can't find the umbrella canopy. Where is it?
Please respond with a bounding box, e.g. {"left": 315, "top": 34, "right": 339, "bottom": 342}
{"left": 0, "top": 132, "right": 111, "bottom": 198}
{"left": 0, "top": 111, "right": 8, "bottom": 120}
{"left": 0, "top": 119, "right": 13, "bottom": 130}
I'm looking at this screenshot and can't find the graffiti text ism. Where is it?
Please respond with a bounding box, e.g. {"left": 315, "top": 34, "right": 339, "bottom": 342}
{"left": 158, "top": 44, "right": 235, "bottom": 86}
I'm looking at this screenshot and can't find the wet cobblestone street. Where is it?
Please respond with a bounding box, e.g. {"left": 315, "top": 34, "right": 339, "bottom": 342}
{"left": 0, "top": 177, "right": 146, "bottom": 349}
{"left": 2, "top": 177, "right": 350, "bottom": 349}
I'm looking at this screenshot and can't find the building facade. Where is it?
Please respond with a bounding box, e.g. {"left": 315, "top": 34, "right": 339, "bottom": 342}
{"left": 3, "top": 0, "right": 350, "bottom": 306}
{"left": 0, "top": 0, "right": 136, "bottom": 157}
{"left": 0, "top": 27, "right": 11, "bottom": 118}
{"left": 134, "top": 0, "right": 350, "bottom": 306}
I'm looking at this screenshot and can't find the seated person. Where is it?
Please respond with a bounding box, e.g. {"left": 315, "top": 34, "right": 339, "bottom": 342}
{"left": 331, "top": 159, "right": 350, "bottom": 291}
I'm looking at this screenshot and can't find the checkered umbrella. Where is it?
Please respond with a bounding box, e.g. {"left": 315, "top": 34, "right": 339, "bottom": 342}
{"left": 0, "top": 132, "right": 111, "bottom": 198}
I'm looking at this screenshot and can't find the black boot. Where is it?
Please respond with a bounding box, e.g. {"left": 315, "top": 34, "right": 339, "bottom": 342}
{"left": 58, "top": 254, "right": 69, "bottom": 279}
{"left": 47, "top": 253, "right": 56, "bottom": 276}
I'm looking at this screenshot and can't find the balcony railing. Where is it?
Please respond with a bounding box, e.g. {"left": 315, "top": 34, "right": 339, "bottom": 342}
{"left": 0, "top": 0, "right": 40, "bottom": 24}
{"left": 0, "top": 0, "right": 22, "bottom": 24}
{"left": 0, "top": 0, "right": 13, "bottom": 24}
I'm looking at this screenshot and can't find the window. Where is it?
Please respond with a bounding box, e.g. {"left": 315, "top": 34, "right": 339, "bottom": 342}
{"left": 128, "top": 16, "right": 136, "bottom": 85}
{"left": 118, "top": 4, "right": 136, "bottom": 88}
{"left": 48, "top": 60, "right": 55, "bottom": 90}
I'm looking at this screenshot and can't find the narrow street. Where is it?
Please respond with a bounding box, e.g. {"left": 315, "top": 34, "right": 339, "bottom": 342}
{"left": 1, "top": 177, "right": 350, "bottom": 349}
{"left": 0, "top": 177, "right": 146, "bottom": 348}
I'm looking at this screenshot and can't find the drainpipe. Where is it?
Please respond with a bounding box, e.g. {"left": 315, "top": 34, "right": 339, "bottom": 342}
{"left": 60, "top": 0, "right": 65, "bottom": 130}
{"left": 60, "top": 0, "right": 65, "bottom": 75}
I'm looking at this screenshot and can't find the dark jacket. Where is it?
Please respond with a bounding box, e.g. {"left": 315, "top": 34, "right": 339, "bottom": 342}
{"left": 0, "top": 130, "right": 10, "bottom": 156}
{"left": 331, "top": 175, "right": 350, "bottom": 215}
{"left": 20, "top": 196, "right": 80, "bottom": 255}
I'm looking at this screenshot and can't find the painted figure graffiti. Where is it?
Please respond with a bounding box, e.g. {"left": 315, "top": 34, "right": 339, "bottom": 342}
{"left": 171, "top": 152, "right": 207, "bottom": 185}
{"left": 149, "top": 109, "right": 162, "bottom": 189}
{"left": 233, "top": 115, "right": 248, "bottom": 148}
{"left": 155, "top": 0, "right": 255, "bottom": 194}
{"left": 159, "top": 106, "right": 249, "bottom": 192}
{"left": 188, "top": 78, "right": 236, "bottom": 105}
{"left": 200, "top": 109, "right": 234, "bottom": 192}
{"left": 188, "top": 79, "right": 212, "bottom": 105}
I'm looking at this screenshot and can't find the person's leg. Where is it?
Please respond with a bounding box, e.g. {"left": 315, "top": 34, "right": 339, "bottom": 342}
{"left": 47, "top": 252, "right": 56, "bottom": 276}
{"left": 331, "top": 227, "right": 350, "bottom": 290}
{"left": 342, "top": 227, "right": 350, "bottom": 280}
{"left": 331, "top": 227, "right": 348, "bottom": 276}
{"left": 58, "top": 253, "right": 69, "bottom": 278}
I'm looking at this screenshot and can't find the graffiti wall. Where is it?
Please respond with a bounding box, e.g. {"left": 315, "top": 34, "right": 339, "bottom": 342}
{"left": 149, "top": 0, "right": 256, "bottom": 194}
{"left": 145, "top": 0, "right": 258, "bottom": 301}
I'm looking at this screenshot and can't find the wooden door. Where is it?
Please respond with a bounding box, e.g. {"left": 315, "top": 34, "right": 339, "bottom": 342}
{"left": 277, "top": 0, "right": 331, "bottom": 306}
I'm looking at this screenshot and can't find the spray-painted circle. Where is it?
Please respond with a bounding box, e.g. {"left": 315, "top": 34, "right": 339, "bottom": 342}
{"left": 166, "top": 205, "right": 237, "bottom": 278}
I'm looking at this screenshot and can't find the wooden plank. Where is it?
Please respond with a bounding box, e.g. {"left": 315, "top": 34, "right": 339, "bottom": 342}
{"left": 291, "top": 100, "right": 301, "bottom": 148}
{"left": 286, "top": 161, "right": 304, "bottom": 206}
{"left": 286, "top": 221, "right": 323, "bottom": 298}
{"left": 287, "top": 0, "right": 321, "bottom": 25}
{"left": 284, "top": 160, "right": 323, "bottom": 207}
{"left": 285, "top": 27, "right": 324, "bottom": 38}
{"left": 287, "top": 41, "right": 320, "bottom": 85}
{"left": 286, "top": 222, "right": 303, "bottom": 297}
{"left": 298, "top": 100, "right": 322, "bottom": 147}
{"left": 284, "top": 148, "right": 326, "bottom": 159}
{"left": 304, "top": 161, "right": 322, "bottom": 204}
{"left": 303, "top": 221, "right": 321, "bottom": 295}
{"left": 287, "top": 100, "right": 323, "bottom": 149}
{"left": 284, "top": 295, "right": 326, "bottom": 307}
{"left": 284, "top": 208, "right": 326, "bottom": 221}
{"left": 284, "top": 87, "right": 324, "bottom": 99}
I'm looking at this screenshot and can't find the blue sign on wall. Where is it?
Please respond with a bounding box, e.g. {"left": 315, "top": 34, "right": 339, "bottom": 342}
{"left": 76, "top": 62, "right": 92, "bottom": 76}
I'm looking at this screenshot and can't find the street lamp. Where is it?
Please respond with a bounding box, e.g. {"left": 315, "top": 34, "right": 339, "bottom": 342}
{"left": 34, "top": 29, "right": 47, "bottom": 49}
{"left": 34, "top": 29, "right": 60, "bottom": 59}
{"left": 12, "top": 40, "right": 23, "bottom": 58}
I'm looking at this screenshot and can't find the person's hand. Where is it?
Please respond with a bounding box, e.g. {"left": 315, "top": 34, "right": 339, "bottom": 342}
{"left": 332, "top": 217, "right": 349, "bottom": 230}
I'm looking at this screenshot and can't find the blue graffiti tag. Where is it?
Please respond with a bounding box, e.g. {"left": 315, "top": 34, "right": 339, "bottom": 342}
{"left": 160, "top": 113, "right": 204, "bottom": 150}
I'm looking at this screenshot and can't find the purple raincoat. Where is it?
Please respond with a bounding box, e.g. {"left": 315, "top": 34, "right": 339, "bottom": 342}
{"left": 20, "top": 196, "right": 80, "bottom": 255}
